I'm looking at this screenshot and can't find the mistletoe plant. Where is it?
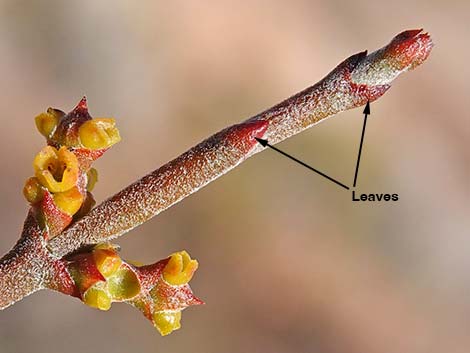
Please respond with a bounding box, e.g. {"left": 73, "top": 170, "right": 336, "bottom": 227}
{"left": 0, "top": 30, "right": 433, "bottom": 335}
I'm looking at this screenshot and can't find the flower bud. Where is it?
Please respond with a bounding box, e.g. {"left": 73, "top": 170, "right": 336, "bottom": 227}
{"left": 93, "top": 247, "right": 122, "bottom": 278}
{"left": 107, "top": 266, "right": 140, "bottom": 301}
{"left": 83, "top": 286, "right": 112, "bottom": 311}
{"left": 163, "top": 251, "right": 198, "bottom": 285}
{"left": 23, "top": 177, "right": 44, "bottom": 204}
{"left": 79, "top": 118, "right": 121, "bottom": 150}
{"left": 35, "top": 108, "right": 63, "bottom": 138}
{"left": 33, "top": 146, "right": 79, "bottom": 193}
{"left": 153, "top": 311, "right": 181, "bottom": 336}
{"left": 53, "top": 187, "right": 84, "bottom": 216}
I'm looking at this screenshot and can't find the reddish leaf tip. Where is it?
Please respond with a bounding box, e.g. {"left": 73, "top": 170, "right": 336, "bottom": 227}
{"left": 386, "top": 28, "right": 434, "bottom": 70}
{"left": 394, "top": 28, "right": 424, "bottom": 40}
{"left": 75, "top": 96, "right": 88, "bottom": 112}
{"left": 189, "top": 295, "right": 205, "bottom": 306}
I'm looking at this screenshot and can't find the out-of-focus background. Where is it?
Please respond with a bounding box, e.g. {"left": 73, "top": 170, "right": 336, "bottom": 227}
{"left": 0, "top": 1, "right": 468, "bottom": 352}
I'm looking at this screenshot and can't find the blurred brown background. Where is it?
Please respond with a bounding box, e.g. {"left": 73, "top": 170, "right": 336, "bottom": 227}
{"left": 0, "top": 1, "right": 468, "bottom": 352}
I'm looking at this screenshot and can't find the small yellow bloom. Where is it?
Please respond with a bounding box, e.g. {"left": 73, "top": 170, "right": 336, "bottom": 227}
{"left": 53, "top": 187, "right": 84, "bottom": 216}
{"left": 163, "top": 251, "right": 198, "bottom": 286}
{"left": 83, "top": 285, "right": 112, "bottom": 311}
{"left": 107, "top": 267, "right": 141, "bottom": 301}
{"left": 33, "top": 146, "right": 79, "bottom": 193}
{"left": 79, "top": 118, "right": 121, "bottom": 150}
{"left": 34, "top": 108, "right": 62, "bottom": 138}
{"left": 23, "top": 177, "right": 44, "bottom": 204}
{"left": 153, "top": 311, "right": 182, "bottom": 336}
{"left": 93, "top": 247, "right": 122, "bottom": 278}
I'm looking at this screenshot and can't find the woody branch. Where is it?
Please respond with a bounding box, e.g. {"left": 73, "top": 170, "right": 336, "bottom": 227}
{"left": 0, "top": 30, "right": 433, "bottom": 316}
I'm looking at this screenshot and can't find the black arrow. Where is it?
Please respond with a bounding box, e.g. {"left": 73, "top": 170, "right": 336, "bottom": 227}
{"left": 255, "top": 137, "right": 350, "bottom": 190}
{"left": 353, "top": 101, "right": 370, "bottom": 187}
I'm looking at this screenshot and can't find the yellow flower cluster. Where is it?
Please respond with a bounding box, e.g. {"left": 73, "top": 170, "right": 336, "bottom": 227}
{"left": 25, "top": 102, "right": 200, "bottom": 336}
{"left": 35, "top": 108, "right": 121, "bottom": 150}
{"left": 154, "top": 251, "right": 199, "bottom": 335}
{"left": 78, "top": 244, "right": 141, "bottom": 311}
{"left": 24, "top": 106, "right": 121, "bottom": 219}
{"left": 69, "top": 246, "right": 199, "bottom": 336}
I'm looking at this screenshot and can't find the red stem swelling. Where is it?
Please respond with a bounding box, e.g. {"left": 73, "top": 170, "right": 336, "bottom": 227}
{"left": 47, "top": 29, "right": 433, "bottom": 257}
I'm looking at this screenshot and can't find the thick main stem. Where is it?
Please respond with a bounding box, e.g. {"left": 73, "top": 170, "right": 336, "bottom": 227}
{"left": 0, "top": 215, "right": 45, "bottom": 309}
{"left": 48, "top": 30, "right": 433, "bottom": 257}
{"left": 0, "top": 212, "right": 76, "bottom": 309}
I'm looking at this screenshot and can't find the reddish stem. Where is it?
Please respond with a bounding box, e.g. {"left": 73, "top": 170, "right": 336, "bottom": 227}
{"left": 0, "top": 213, "right": 76, "bottom": 309}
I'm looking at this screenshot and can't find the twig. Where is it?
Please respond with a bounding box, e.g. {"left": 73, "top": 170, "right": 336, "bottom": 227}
{"left": 49, "top": 29, "right": 433, "bottom": 256}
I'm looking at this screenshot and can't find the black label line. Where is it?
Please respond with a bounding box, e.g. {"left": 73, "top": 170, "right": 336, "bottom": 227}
{"left": 255, "top": 138, "right": 350, "bottom": 191}
{"left": 353, "top": 101, "right": 370, "bottom": 187}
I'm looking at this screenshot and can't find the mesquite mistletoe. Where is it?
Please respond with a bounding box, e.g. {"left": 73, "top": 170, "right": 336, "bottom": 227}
{"left": 0, "top": 30, "right": 433, "bottom": 335}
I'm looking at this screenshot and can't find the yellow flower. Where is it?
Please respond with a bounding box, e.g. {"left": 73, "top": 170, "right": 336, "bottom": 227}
{"left": 153, "top": 311, "right": 182, "bottom": 336}
{"left": 79, "top": 118, "right": 121, "bottom": 150}
{"left": 23, "top": 177, "right": 44, "bottom": 204}
{"left": 33, "top": 146, "right": 79, "bottom": 193}
{"left": 53, "top": 187, "right": 84, "bottom": 216}
{"left": 83, "top": 285, "right": 112, "bottom": 311}
{"left": 92, "top": 244, "right": 141, "bottom": 301}
{"left": 107, "top": 267, "right": 141, "bottom": 301}
{"left": 93, "top": 246, "right": 122, "bottom": 278}
{"left": 34, "top": 108, "right": 62, "bottom": 138}
{"left": 163, "top": 251, "right": 198, "bottom": 285}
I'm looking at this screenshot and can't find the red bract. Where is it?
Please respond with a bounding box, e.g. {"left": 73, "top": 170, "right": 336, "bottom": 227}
{"left": 38, "top": 191, "right": 72, "bottom": 239}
